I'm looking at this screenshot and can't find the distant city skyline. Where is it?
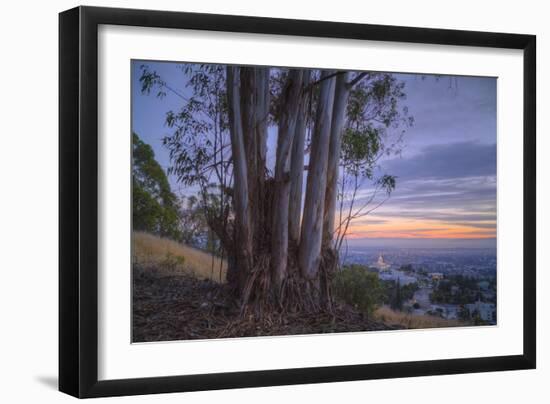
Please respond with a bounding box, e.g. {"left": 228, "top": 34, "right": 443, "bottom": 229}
{"left": 344, "top": 237, "right": 496, "bottom": 249}
{"left": 132, "top": 61, "right": 496, "bottom": 243}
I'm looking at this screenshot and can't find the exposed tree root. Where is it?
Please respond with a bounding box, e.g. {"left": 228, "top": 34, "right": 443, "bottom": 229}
{"left": 132, "top": 263, "right": 401, "bottom": 343}
{"left": 239, "top": 258, "right": 328, "bottom": 319}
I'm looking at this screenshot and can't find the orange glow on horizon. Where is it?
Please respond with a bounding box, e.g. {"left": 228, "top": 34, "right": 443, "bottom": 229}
{"left": 344, "top": 217, "right": 496, "bottom": 240}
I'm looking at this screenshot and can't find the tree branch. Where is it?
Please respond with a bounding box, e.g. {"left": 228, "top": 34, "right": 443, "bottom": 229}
{"left": 306, "top": 71, "right": 345, "bottom": 90}
{"left": 346, "top": 72, "right": 369, "bottom": 89}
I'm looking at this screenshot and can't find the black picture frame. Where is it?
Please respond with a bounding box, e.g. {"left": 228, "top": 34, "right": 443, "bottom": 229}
{"left": 59, "top": 5, "right": 536, "bottom": 398}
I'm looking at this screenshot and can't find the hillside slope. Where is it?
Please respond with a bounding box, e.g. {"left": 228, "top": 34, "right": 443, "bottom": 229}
{"left": 133, "top": 231, "right": 227, "bottom": 282}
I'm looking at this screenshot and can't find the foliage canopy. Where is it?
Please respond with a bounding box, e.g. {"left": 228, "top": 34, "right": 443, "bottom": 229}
{"left": 132, "top": 132, "right": 181, "bottom": 240}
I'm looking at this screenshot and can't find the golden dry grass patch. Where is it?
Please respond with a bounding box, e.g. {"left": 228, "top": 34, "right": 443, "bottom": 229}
{"left": 133, "top": 231, "right": 227, "bottom": 282}
{"left": 374, "top": 306, "right": 465, "bottom": 329}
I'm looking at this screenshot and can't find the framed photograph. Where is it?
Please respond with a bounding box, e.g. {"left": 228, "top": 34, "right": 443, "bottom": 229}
{"left": 59, "top": 6, "right": 536, "bottom": 398}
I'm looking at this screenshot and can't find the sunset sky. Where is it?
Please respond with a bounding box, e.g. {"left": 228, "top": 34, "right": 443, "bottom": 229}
{"left": 132, "top": 61, "right": 497, "bottom": 246}
{"left": 348, "top": 75, "right": 496, "bottom": 243}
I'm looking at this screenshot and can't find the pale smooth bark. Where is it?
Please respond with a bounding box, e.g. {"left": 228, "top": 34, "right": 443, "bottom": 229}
{"left": 288, "top": 72, "right": 311, "bottom": 245}
{"left": 239, "top": 68, "right": 259, "bottom": 250}
{"left": 254, "top": 68, "right": 270, "bottom": 173}
{"left": 271, "top": 69, "right": 304, "bottom": 290}
{"left": 240, "top": 67, "right": 270, "bottom": 250}
{"left": 299, "top": 71, "right": 336, "bottom": 279}
{"left": 226, "top": 66, "right": 252, "bottom": 282}
{"left": 323, "top": 72, "right": 350, "bottom": 247}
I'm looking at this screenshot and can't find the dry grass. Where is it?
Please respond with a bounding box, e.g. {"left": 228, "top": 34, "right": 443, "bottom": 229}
{"left": 133, "top": 231, "right": 227, "bottom": 282}
{"left": 374, "top": 306, "right": 465, "bottom": 329}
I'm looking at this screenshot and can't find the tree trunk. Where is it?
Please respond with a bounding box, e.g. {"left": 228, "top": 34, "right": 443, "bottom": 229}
{"left": 226, "top": 66, "right": 252, "bottom": 291}
{"left": 288, "top": 72, "right": 311, "bottom": 245}
{"left": 240, "top": 67, "right": 270, "bottom": 254}
{"left": 253, "top": 68, "right": 270, "bottom": 256}
{"left": 239, "top": 68, "right": 258, "bottom": 251}
{"left": 298, "top": 71, "right": 336, "bottom": 280}
{"left": 323, "top": 72, "right": 350, "bottom": 247}
{"left": 271, "top": 70, "right": 304, "bottom": 293}
{"left": 254, "top": 68, "right": 270, "bottom": 176}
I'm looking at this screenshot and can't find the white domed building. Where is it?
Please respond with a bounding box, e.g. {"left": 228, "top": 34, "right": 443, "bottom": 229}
{"left": 375, "top": 253, "right": 390, "bottom": 271}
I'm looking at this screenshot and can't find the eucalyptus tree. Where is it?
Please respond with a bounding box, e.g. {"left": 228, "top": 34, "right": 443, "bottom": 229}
{"left": 140, "top": 64, "right": 410, "bottom": 313}
{"left": 334, "top": 73, "right": 413, "bottom": 253}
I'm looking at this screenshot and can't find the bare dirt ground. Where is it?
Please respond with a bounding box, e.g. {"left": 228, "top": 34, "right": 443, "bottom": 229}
{"left": 132, "top": 265, "right": 401, "bottom": 342}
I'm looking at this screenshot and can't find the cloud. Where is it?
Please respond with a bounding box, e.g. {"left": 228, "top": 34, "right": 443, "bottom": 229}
{"left": 352, "top": 175, "right": 496, "bottom": 217}
{"left": 346, "top": 166, "right": 497, "bottom": 236}
{"left": 338, "top": 77, "right": 497, "bottom": 241}
{"left": 453, "top": 222, "right": 496, "bottom": 229}
{"left": 360, "top": 218, "right": 389, "bottom": 225}
{"left": 374, "top": 210, "right": 497, "bottom": 224}
{"left": 381, "top": 141, "right": 496, "bottom": 180}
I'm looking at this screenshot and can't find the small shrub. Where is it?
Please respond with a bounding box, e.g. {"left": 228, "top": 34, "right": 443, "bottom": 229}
{"left": 333, "top": 265, "right": 382, "bottom": 318}
{"left": 161, "top": 252, "right": 186, "bottom": 272}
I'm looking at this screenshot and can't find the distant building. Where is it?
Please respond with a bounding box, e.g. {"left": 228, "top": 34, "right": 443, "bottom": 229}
{"left": 412, "top": 287, "right": 432, "bottom": 309}
{"left": 429, "top": 272, "right": 444, "bottom": 281}
{"left": 465, "top": 300, "right": 496, "bottom": 323}
{"left": 477, "top": 280, "right": 490, "bottom": 290}
{"left": 379, "top": 272, "right": 417, "bottom": 285}
{"left": 375, "top": 253, "right": 390, "bottom": 271}
{"left": 429, "top": 304, "right": 459, "bottom": 320}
